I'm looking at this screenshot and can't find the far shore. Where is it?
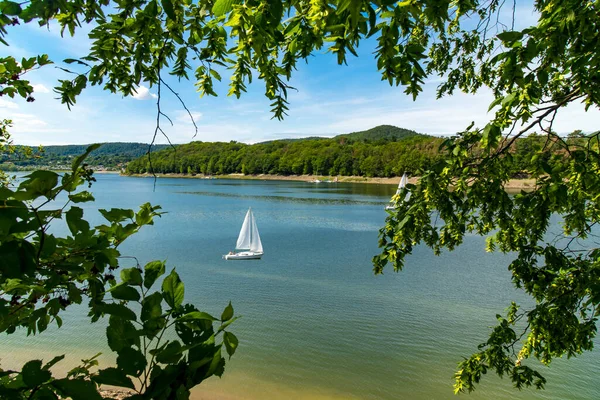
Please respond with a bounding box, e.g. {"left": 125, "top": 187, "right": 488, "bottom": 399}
{"left": 124, "top": 172, "right": 537, "bottom": 191}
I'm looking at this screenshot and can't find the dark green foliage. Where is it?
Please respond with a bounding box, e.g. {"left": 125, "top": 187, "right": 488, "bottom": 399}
{"left": 126, "top": 127, "right": 442, "bottom": 177}
{"left": 0, "top": 146, "right": 238, "bottom": 398}
{"left": 337, "top": 125, "right": 422, "bottom": 142}
{"left": 32, "top": 143, "right": 168, "bottom": 158}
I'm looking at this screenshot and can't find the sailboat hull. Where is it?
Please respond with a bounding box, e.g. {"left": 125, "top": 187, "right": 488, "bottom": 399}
{"left": 223, "top": 251, "right": 263, "bottom": 260}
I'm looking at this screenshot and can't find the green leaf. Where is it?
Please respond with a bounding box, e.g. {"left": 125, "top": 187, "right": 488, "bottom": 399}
{"left": 21, "top": 57, "right": 36, "bottom": 70}
{"left": 537, "top": 69, "right": 549, "bottom": 86}
{"left": 135, "top": 202, "right": 161, "bottom": 226}
{"left": 218, "top": 316, "right": 240, "bottom": 332}
{"left": 93, "top": 368, "right": 135, "bottom": 389}
{"left": 162, "top": 269, "right": 184, "bottom": 308}
{"left": 161, "top": 0, "right": 176, "bottom": 20}
{"left": 223, "top": 331, "right": 239, "bottom": 358}
{"left": 207, "top": 347, "right": 225, "bottom": 377}
{"left": 100, "top": 303, "right": 137, "bottom": 321}
{"left": 141, "top": 292, "right": 163, "bottom": 322}
{"left": 497, "top": 31, "right": 523, "bottom": 43}
{"left": 145, "top": 0, "right": 158, "bottom": 16}
{"left": 22, "top": 359, "right": 52, "bottom": 388}
{"left": 68, "top": 191, "right": 95, "bottom": 203}
{"left": 30, "top": 386, "right": 59, "bottom": 399}
{"left": 212, "top": 0, "right": 239, "bottom": 16}
{"left": 209, "top": 68, "right": 222, "bottom": 81}
{"left": 175, "top": 386, "right": 190, "bottom": 400}
{"left": 71, "top": 144, "right": 102, "bottom": 171}
{"left": 110, "top": 284, "right": 140, "bottom": 301}
{"left": 53, "top": 378, "right": 102, "bottom": 400}
{"left": 144, "top": 260, "right": 166, "bottom": 289}
{"left": 180, "top": 311, "right": 216, "bottom": 322}
{"left": 107, "top": 316, "right": 140, "bottom": 352}
{"left": 64, "top": 58, "right": 91, "bottom": 66}
{"left": 1, "top": 1, "right": 22, "bottom": 16}
{"left": 121, "top": 267, "right": 143, "bottom": 285}
{"left": 20, "top": 170, "right": 59, "bottom": 199}
{"left": 43, "top": 355, "right": 65, "bottom": 371}
{"left": 65, "top": 207, "right": 90, "bottom": 235}
{"left": 267, "top": 0, "right": 283, "bottom": 25}
{"left": 155, "top": 340, "right": 183, "bottom": 364}
{"left": 99, "top": 208, "right": 134, "bottom": 223}
{"left": 221, "top": 301, "right": 233, "bottom": 322}
{"left": 36, "top": 54, "right": 52, "bottom": 66}
{"left": 117, "top": 347, "right": 146, "bottom": 377}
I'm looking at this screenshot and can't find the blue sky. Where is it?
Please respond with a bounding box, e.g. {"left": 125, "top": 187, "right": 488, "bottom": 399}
{"left": 2, "top": 1, "right": 598, "bottom": 146}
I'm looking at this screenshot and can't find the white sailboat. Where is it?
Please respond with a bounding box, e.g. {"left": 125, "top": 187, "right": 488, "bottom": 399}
{"left": 385, "top": 173, "right": 410, "bottom": 210}
{"left": 223, "top": 208, "right": 264, "bottom": 260}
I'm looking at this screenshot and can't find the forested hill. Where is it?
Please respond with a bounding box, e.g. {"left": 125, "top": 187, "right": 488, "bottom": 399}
{"left": 1, "top": 143, "right": 169, "bottom": 170}
{"left": 257, "top": 125, "right": 421, "bottom": 145}
{"left": 336, "top": 125, "right": 421, "bottom": 142}
{"left": 126, "top": 125, "right": 443, "bottom": 177}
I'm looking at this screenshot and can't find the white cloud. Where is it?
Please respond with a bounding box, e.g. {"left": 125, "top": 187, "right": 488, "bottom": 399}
{"left": 32, "top": 84, "right": 51, "bottom": 93}
{"left": 9, "top": 112, "right": 70, "bottom": 144}
{"left": 0, "top": 98, "right": 19, "bottom": 109}
{"left": 175, "top": 110, "right": 202, "bottom": 123}
{"left": 12, "top": 113, "right": 47, "bottom": 128}
{"left": 131, "top": 85, "right": 158, "bottom": 100}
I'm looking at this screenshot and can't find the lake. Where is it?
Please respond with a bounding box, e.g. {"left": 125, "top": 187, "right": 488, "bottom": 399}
{"left": 2, "top": 173, "right": 599, "bottom": 399}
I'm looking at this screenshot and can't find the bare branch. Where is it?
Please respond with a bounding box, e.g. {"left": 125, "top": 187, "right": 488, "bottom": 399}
{"left": 160, "top": 78, "right": 199, "bottom": 139}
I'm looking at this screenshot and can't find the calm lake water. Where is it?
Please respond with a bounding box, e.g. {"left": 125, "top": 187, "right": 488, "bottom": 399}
{"left": 2, "top": 174, "right": 599, "bottom": 399}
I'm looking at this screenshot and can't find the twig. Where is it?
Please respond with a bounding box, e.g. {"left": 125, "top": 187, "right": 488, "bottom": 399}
{"left": 511, "top": 0, "right": 516, "bottom": 30}
{"left": 496, "top": 90, "right": 582, "bottom": 156}
{"left": 160, "top": 78, "right": 199, "bottom": 139}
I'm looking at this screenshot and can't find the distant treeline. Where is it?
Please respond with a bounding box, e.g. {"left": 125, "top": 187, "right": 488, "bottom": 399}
{"left": 126, "top": 134, "right": 444, "bottom": 177}
{"left": 1, "top": 142, "right": 169, "bottom": 170}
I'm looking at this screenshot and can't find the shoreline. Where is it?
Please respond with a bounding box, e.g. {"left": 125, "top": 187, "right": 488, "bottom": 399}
{"left": 124, "top": 172, "right": 537, "bottom": 191}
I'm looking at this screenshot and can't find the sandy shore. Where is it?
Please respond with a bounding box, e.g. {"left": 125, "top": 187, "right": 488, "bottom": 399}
{"left": 125, "top": 172, "right": 537, "bottom": 191}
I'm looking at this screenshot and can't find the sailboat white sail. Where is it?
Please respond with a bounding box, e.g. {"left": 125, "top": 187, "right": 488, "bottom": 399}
{"left": 385, "top": 173, "right": 410, "bottom": 210}
{"left": 224, "top": 208, "right": 263, "bottom": 260}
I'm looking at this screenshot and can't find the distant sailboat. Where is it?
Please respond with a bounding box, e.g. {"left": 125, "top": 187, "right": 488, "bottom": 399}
{"left": 223, "top": 208, "right": 264, "bottom": 260}
{"left": 385, "top": 173, "right": 410, "bottom": 210}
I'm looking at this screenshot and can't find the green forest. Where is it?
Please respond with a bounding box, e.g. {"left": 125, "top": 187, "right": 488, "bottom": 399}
{"left": 125, "top": 125, "right": 591, "bottom": 178}
{"left": 126, "top": 125, "right": 444, "bottom": 177}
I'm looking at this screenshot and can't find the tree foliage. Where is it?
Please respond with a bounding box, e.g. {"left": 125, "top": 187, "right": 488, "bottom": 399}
{"left": 2, "top": 0, "right": 600, "bottom": 395}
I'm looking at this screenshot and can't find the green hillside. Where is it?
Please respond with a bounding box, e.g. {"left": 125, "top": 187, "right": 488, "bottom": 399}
{"left": 336, "top": 125, "right": 422, "bottom": 142}
{"left": 38, "top": 142, "right": 170, "bottom": 157}
{"left": 1, "top": 142, "right": 170, "bottom": 170}
{"left": 126, "top": 125, "right": 442, "bottom": 177}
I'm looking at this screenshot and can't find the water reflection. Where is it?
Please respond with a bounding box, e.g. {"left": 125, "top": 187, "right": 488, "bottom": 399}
{"left": 176, "top": 190, "right": 385, "bottom": 206}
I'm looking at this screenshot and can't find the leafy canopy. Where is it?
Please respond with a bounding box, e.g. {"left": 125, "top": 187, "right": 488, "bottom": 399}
{"left": 2, "top": 0, "right": 600, "bottom": 395}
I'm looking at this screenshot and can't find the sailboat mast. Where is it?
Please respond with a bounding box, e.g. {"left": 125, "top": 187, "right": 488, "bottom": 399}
{"left": 248, "top": 208, "right": 252, "bottom": 246}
